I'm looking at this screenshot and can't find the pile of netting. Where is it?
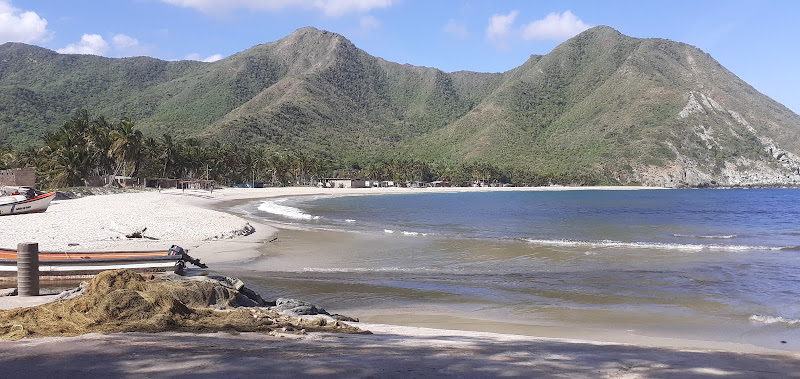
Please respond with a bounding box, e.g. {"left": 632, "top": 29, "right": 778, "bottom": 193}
{"left": 0, "top": 269, "right": 368, "bottom": 340}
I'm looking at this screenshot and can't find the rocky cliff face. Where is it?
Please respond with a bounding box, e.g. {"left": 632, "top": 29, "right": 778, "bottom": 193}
{"left": 634, "top": 91, "right": 800, "bottom": 187}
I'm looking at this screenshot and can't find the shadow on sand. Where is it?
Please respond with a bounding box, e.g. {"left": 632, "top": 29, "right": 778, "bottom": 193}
{"left": 0, "top": 330, "right": 798, "bottom": 378}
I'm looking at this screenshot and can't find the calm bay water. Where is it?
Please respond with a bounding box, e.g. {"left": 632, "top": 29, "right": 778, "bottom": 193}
{"left": 232, "top": 189, "right": 800, "bottom": 350}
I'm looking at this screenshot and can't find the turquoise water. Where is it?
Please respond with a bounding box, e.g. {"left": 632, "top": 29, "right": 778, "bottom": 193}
{"left": 235, "top": 189, "right": 800, "bottom": 350}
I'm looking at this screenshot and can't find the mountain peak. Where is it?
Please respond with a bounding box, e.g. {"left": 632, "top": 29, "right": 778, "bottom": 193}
{"left": 274, "top": 26, "right": 354, "bottom": 53}
{"left": 568, "top": 25, "right": 627, "bottom": 44}
{"left": 582, "top": 25, "right": 622, "bottom": 35}
{"left": 2, "top": 26, "right": 799, "bottom": 188}
{"left": 285, "top": 26, "right": 344, "bottom": 42}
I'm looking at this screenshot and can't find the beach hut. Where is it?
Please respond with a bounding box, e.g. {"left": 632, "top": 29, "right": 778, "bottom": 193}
{"left": 0, "top": 168, "right": 35, "bottom": 187}
{"left": 321, "top": 178, "right": 368, "bottom": 188}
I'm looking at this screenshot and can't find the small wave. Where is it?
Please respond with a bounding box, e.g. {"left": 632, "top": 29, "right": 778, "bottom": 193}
{"left": 383, "top": 229, "right": 430, "bottom": 236}
{"left": 749, "top": 315, "right": 800, "bottom": 325}
{"left": 523, "top": 238, "right": 782, "bottom": 252}
{"left": 401, "top": 231, "right": 432, "bottom": 236}
{"left": 345, "top": 219, "right": 356, "bottom": 223}
{"left": 673, "top": 234, "right": 737, "bottom": 239}
{"left": 257, "top": 199, "right": 320, "bottom": 220}
{"left": 301, "top": 267, "right": 407, "bottom": 273}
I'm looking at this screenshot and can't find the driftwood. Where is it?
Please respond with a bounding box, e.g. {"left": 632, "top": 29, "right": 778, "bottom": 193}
{"left": 125, "top": 227, "right": 147, "bottom": 239}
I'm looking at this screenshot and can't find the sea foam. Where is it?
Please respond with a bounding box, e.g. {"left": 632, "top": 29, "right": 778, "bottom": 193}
{"left": 673, "top": 234, "right": 737, "bottom": 239}
{"left": 257, "top": 199, "right": 320, "bottom": 220}
{"left": 523, "top": 238, "right": 781, "bottom": 252}
{"left": 749, "top": 315, "right": 800, "bottom": 325}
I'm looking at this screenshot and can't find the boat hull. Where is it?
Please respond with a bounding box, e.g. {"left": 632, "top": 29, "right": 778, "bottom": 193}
{"left": 0, "top": 249, "right": 180, "bottom": 279}
{"left": 0, "top": 192, "right": 56, "bottom": 216}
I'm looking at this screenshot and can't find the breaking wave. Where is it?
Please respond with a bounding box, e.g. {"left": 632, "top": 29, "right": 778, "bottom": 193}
{"left": 257, "top": 199, "right": 320, "bottom": 220}
{"left": 383, "top": 229, "right": 430, "bottom": 236}
{"left": 301, "top": 267, "right": 409, "bottom": 273}
{"left": 522, "top": 238, "right": 783, "bottom": 252}
{"left": 673, "top": 234, "right": 738, "bottom": 239}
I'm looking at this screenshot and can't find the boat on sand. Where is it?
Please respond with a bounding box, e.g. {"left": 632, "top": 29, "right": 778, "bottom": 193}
{"left": 0, "top": 191, "right": 56, "bottom": 216}
{"left": 0, "top": 245, "right": 202, "bottom": 279}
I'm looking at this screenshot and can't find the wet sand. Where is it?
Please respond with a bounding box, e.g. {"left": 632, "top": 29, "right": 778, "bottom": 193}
{"left": 2, "top": 186, "right": 800, "bottom": 377}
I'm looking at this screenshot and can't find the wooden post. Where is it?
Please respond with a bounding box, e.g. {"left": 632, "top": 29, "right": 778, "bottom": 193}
{"left": 17, "top": 242, "right": 39, "bottom": 296}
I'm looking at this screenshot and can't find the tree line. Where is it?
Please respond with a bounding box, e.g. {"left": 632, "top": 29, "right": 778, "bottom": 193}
{"left": 0, "top": 111, "right": 608, "bottom": 189}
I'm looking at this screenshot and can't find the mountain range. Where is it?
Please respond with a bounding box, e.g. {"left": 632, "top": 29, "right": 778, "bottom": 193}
{"left": 2, "top": 26, "right": 799, "bottom": 187}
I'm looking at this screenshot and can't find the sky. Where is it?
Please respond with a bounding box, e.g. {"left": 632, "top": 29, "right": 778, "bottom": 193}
{"left": 1, "top": 0, "right": 799, "bottom": 114}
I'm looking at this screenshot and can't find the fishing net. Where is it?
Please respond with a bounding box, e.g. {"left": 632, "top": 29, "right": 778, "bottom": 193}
{"left": 0, "top": 269, "right": 368, "bottom": 340}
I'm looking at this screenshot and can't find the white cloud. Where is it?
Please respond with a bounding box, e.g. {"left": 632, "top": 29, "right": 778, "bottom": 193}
{"left": 159, "top": 0, "right": 393, "bottom": 17}
{"left": 442, "top": 19, "right": 468, "bottom": 38}
{"left": 486, "top": 10, "right": 518, "bottom": 50}
{"left": 521, "top": 10, "right": 590, "bottom": 41}
{"left": 202, "top": 54, "right": 223, "bottom": 62}
{"left": 112, "top": 34, "right": 139, "bottom": 50}
{"left": 53, "top": 32, "right": 155, "bottom": 58}
{"left": 184, "top": 53, "right": 223, "bottom": 62}
{"left": 317, "top": 0, "right": 392, "bottom": 17}
{"left": 57, "top": 34, "right": 109, "bottom": 56}
{"left": 0, "top": 0, "right": 50, "bottom": 43}
{"left": 360, "top": 15, "right": 380, "bottom": 31}
{"left": 110, "top": 34, "right": 147, "bottom": 57}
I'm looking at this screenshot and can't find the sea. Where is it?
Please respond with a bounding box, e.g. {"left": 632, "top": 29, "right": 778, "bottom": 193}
{"left": 228, "top": 188, "right": 800, "bottom": 350}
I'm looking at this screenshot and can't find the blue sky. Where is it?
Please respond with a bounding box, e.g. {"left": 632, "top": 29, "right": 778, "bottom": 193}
{"left": 2, "top": 0, "right": 799, "bottom": 114}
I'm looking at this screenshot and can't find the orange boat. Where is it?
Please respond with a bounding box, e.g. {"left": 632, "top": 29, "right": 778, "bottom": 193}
{"left": 0, "top": 246, "right": 184, "bottom": 279}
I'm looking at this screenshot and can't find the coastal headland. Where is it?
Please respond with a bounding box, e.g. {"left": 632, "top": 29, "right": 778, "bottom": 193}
{"left": 1, "top": 186, "right": 799, "bottom": 377}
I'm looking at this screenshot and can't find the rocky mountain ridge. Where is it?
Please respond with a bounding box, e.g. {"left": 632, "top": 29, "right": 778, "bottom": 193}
{"left": 1, "top": 26, "right": 799, "bottom": 187}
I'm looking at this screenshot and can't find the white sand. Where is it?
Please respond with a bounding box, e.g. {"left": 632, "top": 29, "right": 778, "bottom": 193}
{"left": 0, "top": 327, "right": 798, "bottom": 377}
{"left": 0, "top": 189, "right": 254, "bottom": 252}
{"left": 2, "top": 185, "right": 799, "bottom": 376}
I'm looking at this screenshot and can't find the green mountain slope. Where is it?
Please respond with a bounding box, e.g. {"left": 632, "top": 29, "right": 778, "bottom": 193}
{"left": 1, "top": 26, "right": 799, "bottom": 186}
{"left": 406, "top": 26, "right": 800, "bottom": 185}
{"left": 206, "top": 27, "right": 501, "bottom": 160}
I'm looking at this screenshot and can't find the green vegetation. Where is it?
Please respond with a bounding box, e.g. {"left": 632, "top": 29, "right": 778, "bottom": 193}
{"left": 2, "top": 25, "right": 799, "bottom": 186}
{"left": 0, "top": 111, "right": 610, "bottom": 189}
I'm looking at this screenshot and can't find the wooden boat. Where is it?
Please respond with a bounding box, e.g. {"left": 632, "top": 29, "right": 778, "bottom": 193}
{"left": 0, "top": 191, "right": 56, "bottom": 216}
{"left": 0, "top": 247, "right": 183, "bottom": 279}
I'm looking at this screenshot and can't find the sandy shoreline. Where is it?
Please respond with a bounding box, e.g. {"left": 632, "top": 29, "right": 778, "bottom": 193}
{"left": 0, "top": 185, "right": 657, "bottom": 252}
{"left": 2, "top": 186, "right": 800, "bottom": 376}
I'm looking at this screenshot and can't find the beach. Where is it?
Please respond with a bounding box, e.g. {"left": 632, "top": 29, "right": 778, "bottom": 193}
{"left": 1, "top": 186, "right": 799, "bottom": 377}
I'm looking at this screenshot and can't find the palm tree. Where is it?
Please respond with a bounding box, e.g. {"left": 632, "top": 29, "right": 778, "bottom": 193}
{"left": 108, "top": 118, "right": 143, "bottom": 177}
{"left": 158, "top": 133, "right": 179, "bottom": 178}
{"left": 86, "top": 116, "right": 115, "bottom": 176}
{"left": 0, "top": 148, "right": 19, "bottom": 169}
{"left": 51, "top": 147, "right": 92, "bottom": 187}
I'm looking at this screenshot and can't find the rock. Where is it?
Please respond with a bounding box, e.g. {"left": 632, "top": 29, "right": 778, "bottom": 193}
{"left": 158, "top": 273, "right": 268, "bottom": 307}
{"left": 53, "top": 282, "right": 87, "bottom": 301}
{"left": 272, "top": 298, "right": 327, "bottom": 316}
{"left": 331, "top": 314, "right": 359, "bottom": 322}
